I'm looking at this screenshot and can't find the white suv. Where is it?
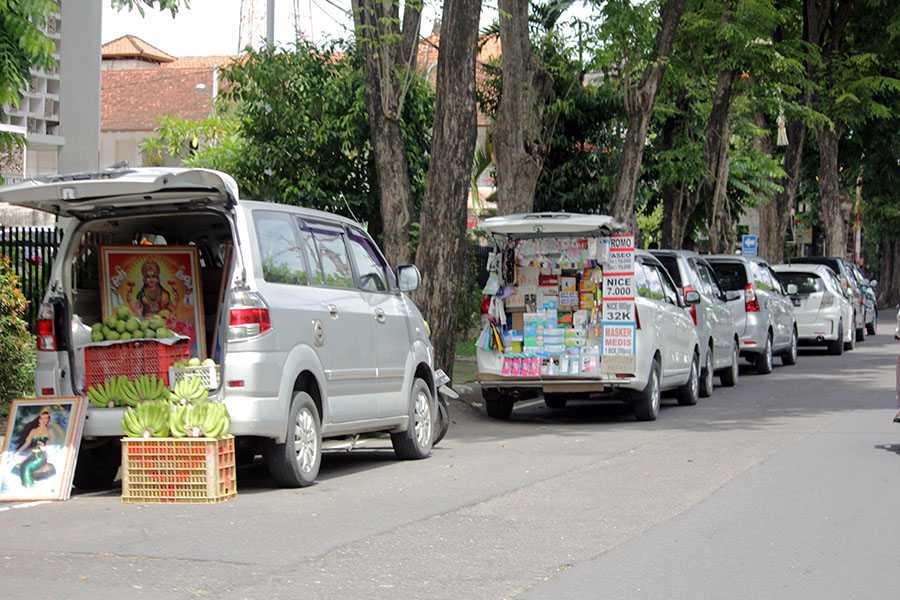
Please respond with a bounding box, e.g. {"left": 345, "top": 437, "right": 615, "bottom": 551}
{"left": 0, "top": 168, "right": 441, "bottom": 489}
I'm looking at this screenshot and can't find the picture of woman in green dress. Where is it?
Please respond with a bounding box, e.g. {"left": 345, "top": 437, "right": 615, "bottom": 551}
{"left": 11, "top": 408, "right": 64, "bottom": 487}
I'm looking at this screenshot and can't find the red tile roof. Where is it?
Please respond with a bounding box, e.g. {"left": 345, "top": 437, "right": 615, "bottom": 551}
{"left": 101, "top": 67, "right": 214, "bottom": 131}
{"left": 101, "top": 34, "right": 176, "bottom": 63}
{"left": 162, "top": 56, "right": 235, "bottom": 70}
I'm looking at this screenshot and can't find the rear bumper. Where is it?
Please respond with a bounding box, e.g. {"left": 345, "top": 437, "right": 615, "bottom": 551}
{"left": 797, "top": 319, "right": 837, "bottom": 341}
{"left": 739, "top": 319, "right": 768, "bottom": 355}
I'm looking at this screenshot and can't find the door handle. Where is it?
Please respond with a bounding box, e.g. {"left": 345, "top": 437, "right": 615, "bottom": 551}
{"left": 327, "top": 304, "right": 339, "bottom": 318}
{"left": 374, "top": 308, "right": 386, "bottom": 323}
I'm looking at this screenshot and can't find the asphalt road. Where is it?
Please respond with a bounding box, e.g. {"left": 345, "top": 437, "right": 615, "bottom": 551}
{"left": 2, "top": 322, "right": 898, "bottom": 600}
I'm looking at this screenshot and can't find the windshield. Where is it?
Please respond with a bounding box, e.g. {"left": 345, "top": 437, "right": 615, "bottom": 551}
{"left": 707, "top": 261, "right": 748, "bottom": 292}
{"left": 776, "top": 272, "right": 824, "bottom": 295}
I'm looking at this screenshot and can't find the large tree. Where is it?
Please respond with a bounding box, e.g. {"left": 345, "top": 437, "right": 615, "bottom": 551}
{"left": 413, "top": 0, "right": 482, "bottom": 374}
{"left": 605, "top": 0, "right": 686, "bottom": 227}
{"left": 350, "top": 0, "right": 422, "bottom": 266}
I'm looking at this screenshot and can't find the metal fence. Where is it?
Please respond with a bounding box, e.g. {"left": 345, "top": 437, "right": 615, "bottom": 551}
{"left": 0, "top": 226, "right": 61, "bottom": 329}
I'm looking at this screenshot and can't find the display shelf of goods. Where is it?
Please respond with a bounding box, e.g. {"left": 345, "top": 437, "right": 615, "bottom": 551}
{"left": 121, "top": 436, "right": 237, "bottom": 504}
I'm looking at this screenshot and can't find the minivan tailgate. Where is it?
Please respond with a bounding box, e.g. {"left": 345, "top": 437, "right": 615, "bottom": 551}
{"left": 0, "top": 168, "right": 237, "bottom": 218}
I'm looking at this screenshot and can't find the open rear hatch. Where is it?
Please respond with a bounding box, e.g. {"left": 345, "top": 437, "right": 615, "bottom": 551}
{"left": 0, "top": 168, "right": 237, "bottom": 219}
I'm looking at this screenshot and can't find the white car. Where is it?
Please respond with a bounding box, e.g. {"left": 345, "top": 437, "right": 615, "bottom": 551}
{"left": 773, "top": 264, "right": 854, "bottom": 355}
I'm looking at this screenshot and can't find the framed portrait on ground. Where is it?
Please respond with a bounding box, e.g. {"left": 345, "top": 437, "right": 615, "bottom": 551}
{"left": 0, "top": 397, "right": 88, "bottom": 502}
{"left": 99, "top": 245, "right": 206, "bottom": 358}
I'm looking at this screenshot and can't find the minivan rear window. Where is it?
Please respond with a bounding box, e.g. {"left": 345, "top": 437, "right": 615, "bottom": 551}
{"left": 776, "top": 272, "right": 824, "bottom": 295}
{"left": 708, "top": 261, "right": 748, "bottom": 291}
{"left": 655, "top": 255, "right": 682, "bottom": 287}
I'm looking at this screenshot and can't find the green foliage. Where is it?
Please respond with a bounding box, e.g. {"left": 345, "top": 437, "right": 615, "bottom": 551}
{"left": 141, "top": 110, "right": 243, "bottom": 171}
{"left": 0, "top": 256, "right": 35, "bottom": 407}
{"left": 110, "top": 0, "right": 188, "bottom": 16}
{"left": 637, "top": 202, "right": 664, "bottom": 248}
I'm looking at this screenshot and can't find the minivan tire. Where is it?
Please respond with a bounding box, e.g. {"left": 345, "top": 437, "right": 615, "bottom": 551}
{"left": 855, "top": 325, "right": 865, "bottom": 342}
{"left": 845, "top": 323, "right": 857, "bottom": 351}
{"left": 265, "top": 392, "right": 322, "bottom": 488}
{"left": 677, "top": 353, "right": 700, "bottom": 406}
{"left": 73, "top": 439, "right": 121, "bottom": 491}
{"left": 544, "top": 394, "right": 568, "bottom": 409}
{"left": 699, "top": 347, "right": 714, "bottom": 398}
{"left": 866, "top": 321, "right": 877, "bottom": 336}
{"left": 392, "top": 378, "right": 435, "bottom": 460}
{"left": 719, "top": 341, "right": 739, "bottom": 387}
{"left": 781, "top": 328, "right": 798, "bottom": 366}
{"left": 433, "top": 396, "right": 450, "bottom": 446}
{"left": 829, "top": 322, "right": 845, "bottom": 355}
{"left": 632, "top": 358, "right": 661, "bottom": 421}
{"left": 755, "top": 334, "right": 774, "bottom": 374}
{"left": 484, "top": 389, "right": 514, "bottom": 420}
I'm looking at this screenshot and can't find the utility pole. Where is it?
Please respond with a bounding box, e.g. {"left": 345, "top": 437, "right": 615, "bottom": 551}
{"left": 266, "top": 0, "right": 275, "bottom": 46}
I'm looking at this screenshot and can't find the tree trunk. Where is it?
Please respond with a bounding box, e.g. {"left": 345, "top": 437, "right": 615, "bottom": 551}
{"left": 661, "top": 183, "right": 687, "bottom": 248}
{"left": 759, "top": 119, "right": 806, "bottom": 263}
{"left": 817, "top": 126, "right": 845, "bottom": 257}
{"left": 412, "top": 0, "right": 482, "bottom": 376}
{"left": 878, "top": 240, "right": 900, "bottom": 307}
{"left": 704, "top": 68, "right": 737, "bottom": 254}
{"left": 493, "top": 0, "right": 553, "bottom": 216}
{"left": 351, "top": 0, "right": 422, "bottom": 267}
{"left": 608, "top": 0, "right": 687, "bottom": 225}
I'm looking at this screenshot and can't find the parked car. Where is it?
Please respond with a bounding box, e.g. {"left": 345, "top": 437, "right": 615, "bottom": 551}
{"left": 476, "top": 213, "right": 701, "bottom": 422}
{"left": 773, "top": 264, "right": 855, "bottom": 354}
{"left": 847, "top": 263, "right": 877, "bottom": 335}
{"left": 0, "top": 168, "right": 442, "bottom": 490}
{"left": 790, "top": 257, "right": 866, "bottom": 341}
{"left": 651, "top": 250, "right": 740, "bottom": 394}
{"left": 706, "top": 255, "right": 798, "bottom": 374}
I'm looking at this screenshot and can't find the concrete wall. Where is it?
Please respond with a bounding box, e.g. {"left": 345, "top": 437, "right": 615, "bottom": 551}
{"left": 58, "top": 0, "right": 102, "bottom": 174}
{"left": 100, "top": 130, "right": 153, "bottom": 168}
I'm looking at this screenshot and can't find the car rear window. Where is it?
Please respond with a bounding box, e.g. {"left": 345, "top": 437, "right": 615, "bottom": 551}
{"left": 707, "top": 261, "right": 748, "bottom": 292}
{"left": 793, "top": 257, "right": 841, "bottom": 275}
{"left": 776, "top": 272, "right": 824, "bottom": 295}
{"left": 655, "top": 255, "right": 682, "bottom": 287}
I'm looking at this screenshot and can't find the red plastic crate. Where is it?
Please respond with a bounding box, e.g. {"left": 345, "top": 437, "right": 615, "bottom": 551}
{"left": 84, "top": 339, "right": 190, "bottom": 389}
{"left": 121, "top": 436, "right": 237, "bottom": 504}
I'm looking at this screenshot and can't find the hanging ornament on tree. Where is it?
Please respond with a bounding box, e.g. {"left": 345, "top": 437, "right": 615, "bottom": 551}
{"left": 776, "top": 108, "right": 788, "bottom": 147}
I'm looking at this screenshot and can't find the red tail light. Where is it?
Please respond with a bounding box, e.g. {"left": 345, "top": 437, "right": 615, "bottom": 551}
{"left": 683, "top": 286, "right": 699, "bottom": 325}
{"left": 744, "top": 284, "right": 760, "bottom": 313}
{"left": 635, "top": 305, "right": 641, "bottom": 330}
{"left": 36, "top": 304, "right": 57, "bottom": 351}
{"left": 228, "top": 291, "right": 272, "bottom": 340}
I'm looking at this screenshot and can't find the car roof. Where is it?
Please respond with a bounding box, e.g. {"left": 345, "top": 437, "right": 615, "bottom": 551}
{"left": 705, "top": 254, "right": 751, "bottom": 264}
{"left": 772, "top": 263, "right": 834, "bottom": 275}
{"left": 238, "top": 199, "right": 362, "bottom": 229}
{"left": 649, "top": 249, "right": 699, "bottom": 259}
{"left": 480, "top": 212, "right": 625, "bottom": 235}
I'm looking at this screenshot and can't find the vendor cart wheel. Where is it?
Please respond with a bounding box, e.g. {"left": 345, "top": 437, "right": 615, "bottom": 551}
{"left": 632, "top": 357, "right": 661, "bottom": 422}
{"left": 544, "top": 394, "right": 568, "bottom": 410}
{"left": 483, "top": 389, "right": 514, "bottom": 420}
{"left": 392, "top": 378, "right": 435, "bottom": 460}
{"left": 265, "top": 392, "right": 321, "bottom": 488}
{"left": 73, "top": 438, "right": 121, "bottom": 491}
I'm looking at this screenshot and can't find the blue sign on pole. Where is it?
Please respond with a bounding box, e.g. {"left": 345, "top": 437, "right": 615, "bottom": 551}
{"left": 741, "top": 234, "right": 758, "bottom": 257}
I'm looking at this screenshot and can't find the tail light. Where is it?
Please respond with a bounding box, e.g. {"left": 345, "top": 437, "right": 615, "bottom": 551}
{"left": 36, "top": 304, "right": 57, "bottom": 351}
{"left": 228, "top": 291, "right": 272, "bottom": 340}
{"left": 635, "top": 305, "right": 641, "bottom": 330}
{"left": 683, "top": 286, "right": 698, "bottom": 325}
{"left": 744, "top": 284, "right": 760, "bottom": 313}
{"left": 820, "top": 293, "right": 834, "bottom": 309}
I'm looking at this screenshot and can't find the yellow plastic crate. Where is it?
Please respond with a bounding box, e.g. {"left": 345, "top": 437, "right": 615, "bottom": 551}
{"left": 121, "top": 436, "right": 237, "bottom": 504}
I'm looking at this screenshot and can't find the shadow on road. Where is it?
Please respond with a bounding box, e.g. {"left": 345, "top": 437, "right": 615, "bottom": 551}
{"left": 874, "top": 443, "right": 900, "bottom": 456}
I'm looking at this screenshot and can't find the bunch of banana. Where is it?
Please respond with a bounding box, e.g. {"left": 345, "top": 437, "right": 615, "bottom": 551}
{"left": 121, "top": 400, "right": 171, "bottom": 438}
{"left": 131, "top": 374, "right": 168, "bottom": 403}
{"left": 168, "top": 376, "right": 208, "bottom": 406}
{"left": 87, "top": 381, "right": 117, "bottom": 408}
{"left": 175, "top": 402, "right": 230, "bottom": 438}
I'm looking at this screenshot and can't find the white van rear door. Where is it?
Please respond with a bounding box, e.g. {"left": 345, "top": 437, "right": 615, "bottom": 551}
{"left": 0, "top": 168, "right": 237, "bottom": 218}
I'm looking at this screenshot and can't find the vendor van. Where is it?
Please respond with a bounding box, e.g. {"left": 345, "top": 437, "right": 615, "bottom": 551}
{"left": 476, "top": 213, "right": 701, "bottom": 422}
{"left": 0, "top": 168, "right": 440, "bottom": 489}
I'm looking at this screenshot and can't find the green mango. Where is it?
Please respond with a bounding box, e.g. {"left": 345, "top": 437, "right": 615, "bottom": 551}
{"left": 126, "top": 318, "right": 141, "bottom": 332}
{"left": 116, "top": 305, "right": 132, "bottom": 320}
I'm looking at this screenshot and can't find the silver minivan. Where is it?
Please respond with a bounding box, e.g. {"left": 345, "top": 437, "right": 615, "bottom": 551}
{"left": 652, "top": 250, "right": 740, "bottom": 394}
{"left": 0, "top": 168, "right": 441, "bottom": 489}
{"left": 706, "top": 255, "right": 799, "bottom": 374}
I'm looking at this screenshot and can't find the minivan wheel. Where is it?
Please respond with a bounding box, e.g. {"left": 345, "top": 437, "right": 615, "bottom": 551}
{"left": 855, "top": 325, "right": 865, "bottom": 342}
{"left": 73, "top": 439, "right": 121, "bottom": 491}
{"left": 781, "top": 328, "right": 798, "bottom": 366}
{"left": 866, "top": 321, "right": 877, "bottom": 336}
{"left": 633, "top": 358, "right": 661, "bottom": 421}
{"left": 433, "top": 396, "right": 450, "bottom": 447}
{"left": 484, "top": 389, "right": 515, "bottom": 420}
{"left": 720, "top": 342, "right": 739, "bottom": 387}
{"left": 845, "top": 322, "right": 857, "bottom": 351}
{"left": 699, "top": 348, "right": 714, "bottom": 398}
{"left": 677, "top": 353, "right": 700, "bottom": 406}
{"left": 265, "top": 392, "right": 321, "bottom": 488}
{"left": 829, "top": 322, "right": 845, "bottom": 355}
{"left": 544, "top": 394, "right": 568, "bottom": 409}
{"left": 392, "top": 378, "right": 434, "bottom": 460}
{"left": 755, "top": 334, "right": 774, "bottom": 375}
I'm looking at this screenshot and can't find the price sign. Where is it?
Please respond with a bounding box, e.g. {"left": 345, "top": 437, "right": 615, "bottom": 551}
{"left": 603, "top": 274, "right": 634, "bottom": 300}
{"left": 600, "top": 233, "right": 636, "bottom": 375}
{"left": 602, "top": 300, "right": 635, "bottom": 322}
{"left": 600, "top": 323, "right": 636, "bottom": 374}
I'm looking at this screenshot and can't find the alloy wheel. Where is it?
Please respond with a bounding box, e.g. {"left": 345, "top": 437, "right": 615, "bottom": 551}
{"left": 414, "top": 389, "right": 433, "bottom": 450}
{"left": 294, "top": 407, "right": 318, "bottom": 475}
{"left": 690, "top": 358, "right": 699, "bottom": 399}
{"left": 650, "top": 369, "right": 660, "bottom": 413}
{"left": 704, "top": 352, "right": 713, "bottom": 392}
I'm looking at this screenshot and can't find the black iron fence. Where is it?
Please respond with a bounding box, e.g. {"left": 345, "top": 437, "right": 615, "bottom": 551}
{"left": 0, "top": 226, "right": 62, "bottom": 329}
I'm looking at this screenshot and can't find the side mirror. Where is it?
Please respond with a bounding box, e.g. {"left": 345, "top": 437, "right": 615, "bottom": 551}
{"left": 397, "top": 264, "right": 421, "bottom": 293}
{"left": 786, "top": 284, "right": 798, "bottom": 295}
{"left": 684, "top": 290, "right": 701, "bottom": 305}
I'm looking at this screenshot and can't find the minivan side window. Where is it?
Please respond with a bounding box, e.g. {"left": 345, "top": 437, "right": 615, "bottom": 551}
{"left": 253, "top": 211, "right": 308, "bottom": 285}
{"left": 308, "top": 223, "right": 355, "bottom": 289}
{"left": 347, "top": 229, "right": 390, "bottom": 293}
{"left": 655, "top": 265, "right": 680, "bottom": 305}
{"left": 639, "top": 263, "right": 666, "bottom": 302}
